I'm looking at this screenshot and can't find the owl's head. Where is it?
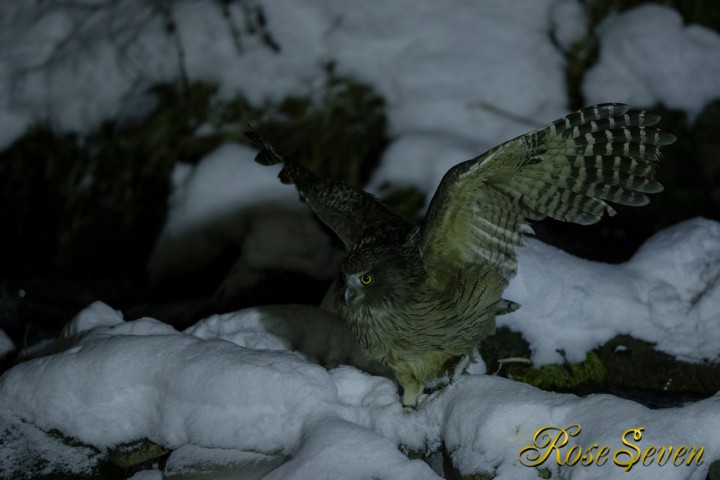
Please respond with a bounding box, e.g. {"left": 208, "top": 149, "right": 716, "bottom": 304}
{"left": 338, "top": 245, "right": 421, "bottom": 308}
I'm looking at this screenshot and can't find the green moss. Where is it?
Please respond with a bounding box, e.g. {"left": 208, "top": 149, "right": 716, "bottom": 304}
{"left": 227, "top": 69, "right": 390, "bottom": 188}
{"left": 377, "top": 184, "right": 426, "bottom": 223}
{"left": 480, "top": 328, "right": 608, "bottom": 392}
{"left": 460, "top": 473, "right": 494, "bottom": 480}
{"left": 107, "top": 438, "right": 168, "bottom": 469}
{"left": 537, "top": 467, "right": 552, "bottom": 479}
{"left": 480, "top": 327, "right": 720, "bottom": 401}
{"left": 509, "top": 352, "right": 607, "bottom": 391}
{"left": 6, "top": 427, "right": 122, "bottom": 480}
{"left": 46, "top": 428, "right": 101, "bottom": 453}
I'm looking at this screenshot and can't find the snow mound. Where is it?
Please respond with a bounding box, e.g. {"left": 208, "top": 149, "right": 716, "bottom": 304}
{"left": 0, "top": 330, "right": 14, "bottom": 359}
{"left": 584, "top": 4, "right": 720, "bottom": 120}
{"left": 1, "top": 321, "right": 336, "bottom": 453}
{"left": 185, "top": 304, "right": 375, "bottom": 370}
{"left": 147, "top": 143, "right": 339, "bottom": 287}
{"left": 503, "top": 218, "right": 720, "bottom": 365}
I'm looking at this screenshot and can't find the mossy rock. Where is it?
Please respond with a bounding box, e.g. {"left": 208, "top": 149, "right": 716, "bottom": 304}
{"left": 708, "top": 458, "right": 720, "bottom": 480}
{"left": 107, "top": 438, "right": 169, "bottom": 469}
{"left": 0, "top": 423, "right": 121, "bottom": 480}
{"left": 537, "top": 467, "right": 552, "bottom": 479}
{"left": 594, "top": 335, "right": 720, "bottom": 401}
{"left": 460, "top": 474, "right": 494, "bottom": 480}
{"left": 509, "top": 352, "right": 608, "bottom": 391}
{"left": 480, "top": 327, "right": 720, "bottom": 403}
{"left": 230, "top": 68, "right": 390, "bottom": 189}
{"left": 163, "top": 446, "right": 287, "bottom": 479}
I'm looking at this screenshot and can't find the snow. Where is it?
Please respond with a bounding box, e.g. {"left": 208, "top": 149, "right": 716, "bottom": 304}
{"left": 0, "top": 330, "right": 14, "bottom": 359}
{"left": 502, "top": 218, "right": 720, "bottom": 365}
{"left": 2, "top": 0, "right": 561, "bottom": 149}
{"left": 59, "top": 300, "right": 125, "bottom": 341}
{"left": 584, "top": 4, "right": 720, "bottom": 120}
{"left": 0, "top": 411, "right": 104, "bottom": 477}
{"left": 147, "top": 143, "right": 340, "bottom": 286}
{"left": 1, "top": 297, "right": 718, "bottom": 478}
{"left": 366, "top": 133, "right": 479, "bottom": 208}
{"left": 185, "top": 304, "right": 374, "bottom": 370}
{"left": 550, "top": 0, "right": 588, "bottom": 52}
{"left": 127, "top": 471, "right": 162, "bottom": 480}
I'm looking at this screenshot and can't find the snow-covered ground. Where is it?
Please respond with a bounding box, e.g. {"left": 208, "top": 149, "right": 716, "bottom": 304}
{"left": 2, "top": 1, "right": 720, "bottom": 478}
{"left": 1, "top": 286, "right": 718, "bottom": 479}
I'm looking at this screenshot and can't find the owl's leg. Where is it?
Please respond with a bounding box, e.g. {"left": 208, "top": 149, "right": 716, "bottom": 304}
{"left": 395, "top": 370, "right": 423, "bottom": 408}
{"left": 496, "top": 298, "right": 520, "bottom": 315}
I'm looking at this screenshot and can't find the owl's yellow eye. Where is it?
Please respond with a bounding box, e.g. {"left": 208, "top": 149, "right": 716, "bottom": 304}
{"left": 359, "top": 273, "right": 374, "bottom": 285}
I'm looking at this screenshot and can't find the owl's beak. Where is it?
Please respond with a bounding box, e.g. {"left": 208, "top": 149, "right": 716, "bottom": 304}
{"left": 343, "top": 286, "right": 353, "bottom": 304}
{"left": 342, "top": 277, "right": 363, "bottom": 305}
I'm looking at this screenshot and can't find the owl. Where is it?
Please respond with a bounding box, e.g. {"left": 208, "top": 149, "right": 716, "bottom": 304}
{"left": 247, "top": 104, "right": 674, "bottom": 407}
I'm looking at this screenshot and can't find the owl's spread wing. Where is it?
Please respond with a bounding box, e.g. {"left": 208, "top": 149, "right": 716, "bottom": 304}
{"left": 419, "top": 103, "right": 675, "bottom": 283}
{"left": 246, "top": 130, "right": 411, "bottom": 249}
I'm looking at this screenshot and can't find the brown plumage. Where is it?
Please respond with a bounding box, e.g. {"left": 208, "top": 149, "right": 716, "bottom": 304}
{"left": 247, "top": 104, "right": 675, "bottom": 407}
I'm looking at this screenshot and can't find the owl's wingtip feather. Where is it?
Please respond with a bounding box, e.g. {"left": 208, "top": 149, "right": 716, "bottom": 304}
{"left": 244, "top": 128, "right": 285, "bottom": 166}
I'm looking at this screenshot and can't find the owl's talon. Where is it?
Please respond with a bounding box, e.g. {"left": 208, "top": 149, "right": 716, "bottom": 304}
{"left": 449, "top": 354, "right": 470, "bottom": 383}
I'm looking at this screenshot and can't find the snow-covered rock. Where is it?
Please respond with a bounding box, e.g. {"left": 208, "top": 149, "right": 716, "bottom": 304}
{"left": 1, "top": 302, "right": 718, "bottom": 479}
{"left": 503, "top": 218, "right": 720, "bottom": 365}
{"left": 0, "top": 330, "right": 14, "bottom": 360}
{"left": 584, "top": 4, "right": 720, "bottom": 120}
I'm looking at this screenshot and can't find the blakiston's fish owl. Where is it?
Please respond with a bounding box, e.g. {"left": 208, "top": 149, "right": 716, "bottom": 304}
{"left": 248, "top": 104, "right": 675, "bottom": 407}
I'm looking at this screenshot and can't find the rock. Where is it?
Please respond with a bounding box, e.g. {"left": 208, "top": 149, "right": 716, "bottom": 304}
{"left": 108, "top": 439, "right": 169, "bottom": 469}
{"left": 164, "top": 445, "right": 286, "bottom": 480}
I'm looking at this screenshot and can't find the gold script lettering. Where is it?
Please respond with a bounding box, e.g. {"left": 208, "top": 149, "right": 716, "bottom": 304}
{"left": 518, "top": 424, "right": 581, "bottom": 467}
{"left": 613, "top": 427, "right": 644, "bottom": 472}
